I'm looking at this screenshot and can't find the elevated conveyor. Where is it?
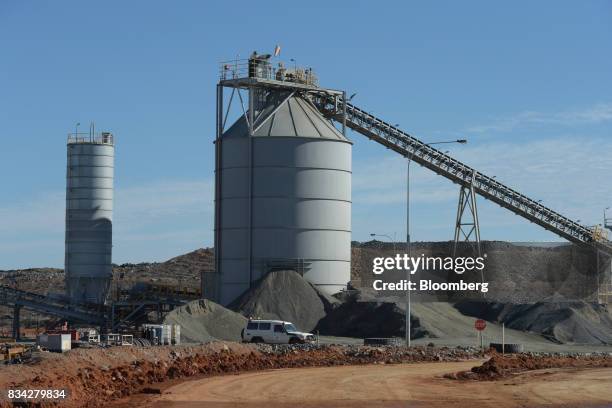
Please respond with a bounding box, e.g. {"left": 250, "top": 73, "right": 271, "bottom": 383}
{"left": 0, "top": 284, "right": 189, "bottom": 337}
{"left": 217, "top": 57, "right": 612, "bottom": 304}
{"left": 218, "top": 61, "right": 610, "bottom": 248}
{"left": 313, "top": 94, "right": 610, "bottom": 248}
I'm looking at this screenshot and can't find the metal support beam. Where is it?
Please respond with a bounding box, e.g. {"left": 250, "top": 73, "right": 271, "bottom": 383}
{"left": 111, "top": 303, "right": 145, "bottom": 331}
{"left": 596, "top": 248, "right": 612, "bottom": 304}
{"left": 342, "top": 91, "right": 347, "bottom": 137}
{"left": 12, "top": 305, "right": 21, "bottom": 340}
{"left": 247, "top": 86, "right": 254, "bottom": 286}
{"left": 110, "top": 302, "right": 115, "bottom": 332}
{"left": 212, "top": 84, "right": 224, "bottom": 302}
{"left": 312, "top": 94, "right": 607, "bottom": 247}
{"left": 453, "top": 172, "right": 482, "bottom": 259}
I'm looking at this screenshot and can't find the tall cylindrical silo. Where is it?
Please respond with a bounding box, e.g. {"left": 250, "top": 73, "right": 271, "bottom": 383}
{"left": 65, "top": 131, "right": 114, "bottom": 304}
{"left": 215, "top": 92, "right": 351, "bottom": 305}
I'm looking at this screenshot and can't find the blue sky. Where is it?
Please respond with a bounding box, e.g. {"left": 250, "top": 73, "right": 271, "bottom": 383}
{"left": 1, "top": 1, "right": 611, "bottom": 268}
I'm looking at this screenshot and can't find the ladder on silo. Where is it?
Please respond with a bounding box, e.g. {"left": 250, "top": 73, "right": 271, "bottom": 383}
{"left": 313, "top": 94, "right": 610, "bottom": 248}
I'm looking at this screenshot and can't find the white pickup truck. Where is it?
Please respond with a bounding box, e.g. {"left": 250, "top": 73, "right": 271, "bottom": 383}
{"left": 241, "top": 319, "right": 316, "bottom": 344}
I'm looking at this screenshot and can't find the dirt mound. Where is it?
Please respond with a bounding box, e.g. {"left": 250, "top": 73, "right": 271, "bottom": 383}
{"left": 0, "top": 343, "right": 481, "bottom": 408}
{"left": 450, "top": 352, "right": 612, "bottom": 380}
{"left": 163, "top": 299, "right": 246, "bottom": 343}
{"left": 315, "top": 298, "right": 428, "bottom": 339}
{"left": 351, "top": 241, "right": 597, "bottom": 302}
{"left": 114, "top": 247, "right": 214, "bottom": 289}
{"left": 230, "top": 270, "right": 327, "bottom": 332}
{"left": 456, "top": 299, "right": 612, "bottom": 344}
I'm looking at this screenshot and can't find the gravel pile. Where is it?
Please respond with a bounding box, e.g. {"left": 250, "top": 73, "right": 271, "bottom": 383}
{"left": 352, "top": 241, "right": 598, "bottom": 302}
{"left": 230, "top": 270, "right": 327, "bottom": 332}
{"left": 163, "top": 299, "right": 247, "bottom": 343}
{"left": 315, "top": 298, "right": 428, "bottom": 339}
{"left": 456, "top": 298, "right": 612, "bottom": 344}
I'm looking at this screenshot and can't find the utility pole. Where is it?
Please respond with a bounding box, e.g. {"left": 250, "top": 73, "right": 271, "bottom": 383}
{"left": 405, "top": 139, "right": 467, "bottom": 347}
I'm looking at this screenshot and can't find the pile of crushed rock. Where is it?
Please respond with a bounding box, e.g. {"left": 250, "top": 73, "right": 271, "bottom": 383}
{"left": 456, "top": 297, "right": 612, "bottom": 345}
{"left": 165, "top": 270, "right": 423, "bottom": 343}
{"left": 163, "top": 299, "right": 246, "bottom": 343}
{"left": 230, "top": 270, "right": 333, "bottom": 332}
{"left": 166, "top": 268, "right": 612, "bottom": 346}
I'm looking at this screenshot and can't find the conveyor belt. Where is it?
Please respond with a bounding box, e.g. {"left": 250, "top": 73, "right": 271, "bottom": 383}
{"left": 0, "top": 285, "right": 104, "bottom": 325}
{"left": 313, "top": 95, "right": 606, "bottom": 246}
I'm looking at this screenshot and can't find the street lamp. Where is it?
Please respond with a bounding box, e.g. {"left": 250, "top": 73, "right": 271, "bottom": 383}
{"left": 605, "top": 207, "right": 611, "bottom": 225}
{"left": 370, "top": 233, "right": 396, "bottom": 251}
{"left": 405, "top": 138, "right": 467, "bottom": 347}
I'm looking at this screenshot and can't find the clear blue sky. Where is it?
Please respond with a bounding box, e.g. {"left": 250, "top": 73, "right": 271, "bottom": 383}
{"left": 1, "top": 1, "right": 611, "bottom": 268}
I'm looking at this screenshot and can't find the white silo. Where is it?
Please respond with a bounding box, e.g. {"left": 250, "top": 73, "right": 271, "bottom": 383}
{"left": 216, "top": 91, "right": 352, "bottom": 305}
{"left": 65, "top": 130, "right": 114, "bottom": 304}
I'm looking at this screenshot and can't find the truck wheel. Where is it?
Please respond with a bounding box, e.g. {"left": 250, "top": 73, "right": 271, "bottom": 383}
{"left": 289, "top": 337, "right": 303, "bottom": 344}
{"left": 251, "top": 337, "right": 264, "bottom": 344}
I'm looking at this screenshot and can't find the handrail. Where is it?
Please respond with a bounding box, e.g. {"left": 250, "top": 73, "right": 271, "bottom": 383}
{"left": 219, "top": 58, "right": 318, "bottom": 86}
{"left": 67, "top": 132, "right": 114, "bottom": 145}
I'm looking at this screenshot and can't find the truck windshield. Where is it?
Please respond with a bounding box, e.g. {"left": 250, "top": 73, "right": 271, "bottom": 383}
{"left": 284, "top": 324, "right": 298, "bottom": 332}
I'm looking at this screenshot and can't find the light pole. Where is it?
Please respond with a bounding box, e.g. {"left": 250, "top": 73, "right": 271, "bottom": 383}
{"left": 405, "top": 139, "right": 467, "bottom": 347}
{"left": 75, "top": 122, "right": 80, "bottom": 138}
{"left": 370, "top": 233, "right": 396, "bottom": 251}
{"left": 605, "top": 207, "right": 611, "bottom": 227}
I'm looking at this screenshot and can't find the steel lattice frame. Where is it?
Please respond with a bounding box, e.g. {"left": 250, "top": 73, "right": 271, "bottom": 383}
{"left": 313, "top": 94, "right": 606, "bottom": 246}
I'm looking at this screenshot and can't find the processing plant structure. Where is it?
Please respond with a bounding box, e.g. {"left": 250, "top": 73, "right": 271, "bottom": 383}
{"left": 1, "top": 50, "right": 611, "bottom": 343}
{"left": 214, "top": 87, "right": 352, "bottom": 305}
{"left": 210, "top": 52, "right": 612, "bottom": 305}
{"left": 0, "top": 127, "right": 195, "bottom": 339}
{"left": 65, "top": 129, "right": 115, "bottom": 305}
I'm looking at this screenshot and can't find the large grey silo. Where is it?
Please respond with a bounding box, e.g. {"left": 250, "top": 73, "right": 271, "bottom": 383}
{"left": 216, "top": 92, "right": 352, "bottom": 305}
{"left": 65, "top": 131, "right": 114, "bottom": 304}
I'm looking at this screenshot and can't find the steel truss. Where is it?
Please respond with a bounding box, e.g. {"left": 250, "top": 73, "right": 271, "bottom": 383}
{"left": 216, "top": 74, "right": 612, "bottom": 305}
{"left": 313, "top": 93, "right": 607, "bottom": 247}
{"left": 597, "top": 248, "right": 612, "bottom": 304}
{"left": 452, "top": 172, "right": 482, "bottom": 258}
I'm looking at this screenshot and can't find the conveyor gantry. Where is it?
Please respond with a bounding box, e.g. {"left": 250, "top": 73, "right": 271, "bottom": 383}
{"left": 218, "top": 62, "right": 609, "bottom": 248}
{"left": 314, "top": 94, "right": 602, "bottom": 246}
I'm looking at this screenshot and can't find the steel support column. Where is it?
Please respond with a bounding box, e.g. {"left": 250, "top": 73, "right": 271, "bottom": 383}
{"left": 452, "top": 172, "right": 482, "bottom": 259}
{"left": 12, "top": 305, "right": 21, "bottom": 340}
{"left": 596, "top": 248, "right": 612, "bottom": 304}
{"left": 247, "top": 86, "right": 254, "bottom": 286}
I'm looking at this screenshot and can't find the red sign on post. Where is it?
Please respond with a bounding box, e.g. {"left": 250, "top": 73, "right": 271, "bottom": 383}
{"left": 475, "top": 319, "right": 486, "bottom": 331}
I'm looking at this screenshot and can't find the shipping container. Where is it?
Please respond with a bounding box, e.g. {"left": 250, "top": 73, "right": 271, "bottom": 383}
{"left": 37, "top": 333, "right": 71, "bottom": 352}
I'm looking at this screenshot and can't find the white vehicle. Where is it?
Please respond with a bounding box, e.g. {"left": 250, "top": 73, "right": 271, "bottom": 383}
{"left": 241, "top": 320, "right": 316, "bottom": 344}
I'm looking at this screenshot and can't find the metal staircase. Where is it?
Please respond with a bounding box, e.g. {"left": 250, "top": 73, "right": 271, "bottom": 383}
{"left": 313, "top": 94, "right": 609, "bottom": 247}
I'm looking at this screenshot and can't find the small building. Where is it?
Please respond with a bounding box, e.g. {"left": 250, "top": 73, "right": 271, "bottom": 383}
{"left": 37, "top": 333, "right": 71, "bottom": 353}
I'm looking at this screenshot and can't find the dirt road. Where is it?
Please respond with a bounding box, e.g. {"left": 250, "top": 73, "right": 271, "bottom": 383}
{"left": 132, "top": 361, "right": 612, "bottom": 408}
